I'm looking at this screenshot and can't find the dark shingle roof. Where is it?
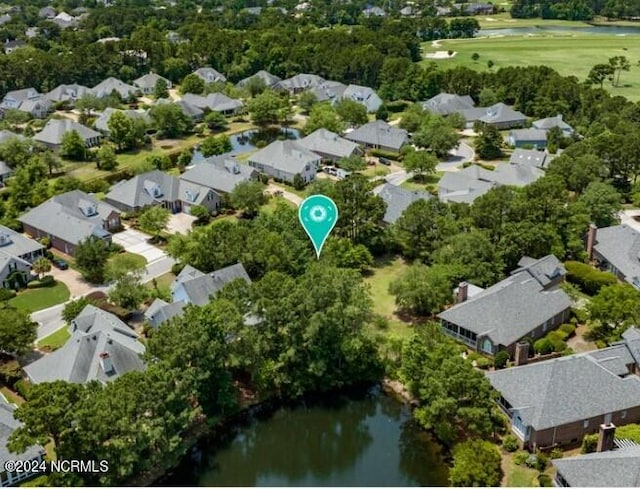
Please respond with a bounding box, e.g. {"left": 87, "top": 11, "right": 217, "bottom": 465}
{"left": 0, "top": 397, "right": 44, "bottom": 467}
{"left": 593, "top": 224, "right": 640, "bottom": 287}
{"left": 172, "top": 263, "right": 251, "bottom": 306}
{"left": 553, "top": 446, "right": 640, "bottom": 487}
{"left": 377, "top": 183, "right": 431, "bottom": 224}
{"left": 105, "top": 170, "right": 180, "bottom": 209}
{"left": 345, "top": 121, "right": 408, "bottom": 152}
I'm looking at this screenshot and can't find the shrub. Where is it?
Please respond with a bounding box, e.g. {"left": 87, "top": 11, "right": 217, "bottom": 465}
{"left": 385, "top": 100, "right": 408, "bottom": 113}
{"left": 14, "top": 379, "right": 31, "bottom": 399}
{"left": 502, "top": 434, "right": 518, "bottom": 452}
{"left": 581, "top": 433, "right": 598, "bottom": 454}
{"left": 535, "top": 453, "right": 549, "bottom": 472}
{"left": 0, "top": 360, "right": 21, "bottom": 386}
{"left": 550, "top": 448, "right": 563, "bottom": 459}
{"left": 565, "top": 261, "right": 617, "bottom": 295}
{"left": 525, "top": 454, "right": 538, "bottom": 469}
{"left": 171, "top": 262, "right": 185, "bottom": 275}
{"left": 513, "top": 451, "right": 529, "bottom": 465}
{"left": 27, "top": 276, "right": 56, "bottom": 289}
{"left": 0, "top": 289, "right": 16, "bottom": 301}
{"left": 559, "top": 323, "right": 576, "bottom": 337}
{"left": 62, "top": 297, "right": 98, "bottom": 323}
{"left": 369, "top": 148, "right": 400, "bottom": 160}
{"left": 475, "top": 356, "right": 492, "bottom": 369}
{"left": 546, "top": 331, "right": 568, "bottom": 352}
{"left": 538, "top": 474, "right": 553, "bottom": 487}
{"left": 534, "top": 337, "right": 553, "bottom": 355}
{"left": 494, "top": 350, "right": 510, "bottom": 369}
{"left": 107, "top": 242, "right": 125, "bottom": 254}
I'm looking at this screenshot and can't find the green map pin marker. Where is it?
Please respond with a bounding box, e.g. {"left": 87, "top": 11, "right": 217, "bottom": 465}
{"left": 299, "top": 194, "right": 339, "bottom": 258}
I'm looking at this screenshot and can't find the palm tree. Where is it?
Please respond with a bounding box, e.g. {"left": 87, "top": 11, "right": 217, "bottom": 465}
{"left": 32, "top": 257, "right": 52, "bottom": 280}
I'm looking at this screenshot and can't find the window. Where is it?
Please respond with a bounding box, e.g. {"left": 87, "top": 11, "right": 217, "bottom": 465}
{"left": 583, "top": 420, "right": 589, "bottom": 429}
{"left": 622, "top": 410, "right": 627, "bottom": 419}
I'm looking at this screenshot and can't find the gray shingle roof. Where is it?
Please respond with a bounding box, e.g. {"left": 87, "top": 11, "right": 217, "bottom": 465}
{"left": 345, "top": 120, "right": 408, "bottom": 152}
{"left": 236, "top": 70, "right": 281, "bottom": 88}
{"left": 512, "top": 254, "right": 566, "bottom": 288}
{"left": 33, "top": 119, "right": 100, "bottom": 146}
{"left": 172, "top": 263, "right": 251, "bottom": 306}
{"left": 0, "top": 130, "right": 23, "bottom": 145}
{"left": 509, "top": 128, "right": 548, "bottom": 144}
{"left": 19, "top": 190, "right": 119, "bottom": 246}
{"left": 248, "top": 140, "right": 321, "bottom": 175}
{"left": 460, "top": 102, "right": 527, "bottom": 125}
{"left": 155, "top": 98, "right": 203, "bottom": 120}
{"left": 593, "top": 224, "right": 640, "bottom": 287}
{"left": 438, "top": 255, "right": 571, "bottom": 347}
{"left": 105, "top": 170, "right": 180, "bottom": 210}
{"left": 24, "top": 305, "right": 144, "bottom": 384}
{"left": 420, "top": 92, "right": 475, "bottom": 115}
{"left": 376, "top": 183, "right": 431, "bottom": 224}
{"left": 488, "top": 338, "right": 640, "bottom": 430}
{"left": 509, "top": 148, "right": 550, "bottom": 169}
{"left": 273, "top": 74, "right": 326, "bottom": 92}
{"left": 144, "top": 298, "right": 186, "bottom": 328}
{"left": 298, "top": 129, "right": 360, "bottom": 161}
{"left": 92, "top": 77, "right": 138, "bottom": 99}
{"left": 342, "top": 84, "right": 383, "bottom": 113}
{"left": 1, "top": 88, "right": 40, "bottom": 105}
{"left": 45, "top": 84, "right": 92, "bottom": 103}
{"left": 0, "top": 224, "right": 44, "bottom": 259}
{"left": 0, "top": 397, "right": 44, "bottom": 467}
{"left": 94, "top": 107, "right": 149, "bottom": 133}
{"left": 133, "top": 72, "right": 170, "bottom": 90}
{"left": 533, "top": 114, "right": 573, "bottom": 133}
{"left": 193, "top": 67, "right": 227, "bottom": 83}
{"left": 182, "top": 153, "right": 257, "bottom": 194}
{"left": 553, "top": 446, "right": 640, "bottom": 487}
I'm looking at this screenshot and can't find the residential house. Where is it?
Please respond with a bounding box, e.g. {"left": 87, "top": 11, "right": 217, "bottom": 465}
{"left": 24, "top": 305, "right": 145, "bottom": 384}
{"left": 38, "top": 6, "right": 57, "bottom": 18}
{"left": 16, "top": 98, "right": 52, "bottom": 119}
{"left": 0, "top": 224, "right": 44, "bottom": 288}
{"left": 19, "top": 190, "right": 121, "bottom": 255}
{"left": 310, "top": 81, "right": 348, "bottom": 103}
{"left": 154, "top": 98, "right": 203, "bottom": 121}
{"left": 587, "top": 224, "right": 640, "bottom": 288}
{"left": 0, "top": 162, "right": 13, "bottom": 186}
{"left": 362, "top": 6, "right": 387, "bottom": 16}
{"left": 133, "top": 72, "right": 172, "bottom": 95}
{"left": 507, "top": 128, "right": 548, "bottom": 148}
{"left": 0, "top": 130, "right": 22, "bottom": 145}
{"left": 244, "top": 6, "right": 263, "bottom": 14}
{"left": 1, "top": 88, "right": 41, "bottom": 111}
{"left": 193, "top": 67, "right": 227, "bottom": 84}
{"left": 45, "top": 84, "right": 93, "bottom": 105}
{"left": 420, "top": 92, "right": 475, "bottom": 116}
{"left": 236, "top": 70, "right": 282, "bottom": 88}
{"left": 508, "top": 148, "right": 552, "bottom": 169}
{"left": 248, "top": 140, "right": 320, "bottom": 184}
{"left": 488, "top": 328, "right": 640, "bottom": 450}
{"left": 345, "top": 120, "right": 409, "bottom": 153}
{"left": 0, "top": 14, "right": 11, "bottom": 26}
{"left": 25, "top": 27, "right": 39, "bottom": 39}
{"left": 104, "top": 170, "right": 181, "bottom": 213}
{"left": 438, "top": 254, "right": 572, "bottom": 356}
{"left": 183, "top": 151, "right": 258, "bottom": 194}
{"left": 144, "top": 298, "right": 186, "bottom": 328}
{"left": 3, "top": 39, "right": 26, "bottom": 54}
{"left": 456, "top": 2, "right": 494, "bottom": 14}
{"left": 375, "top": 183, "right": 431, "bottom": 225}
{"left": 298, "top": 128, "right": 361, "bottom": 162}
{"left": 341, "top": 84, "right": 383, "bottom": 113}
{"left": 0, "top": 397, "right": 45, "bottom": 487}
{"left": 438, "top": 163, "right": 544, "bottom": 204}
{"left": 93, "top": 107, "right": 149, "bottom": 136}
{"left": 181, "top": 93, "right": 243, "bottom": 115}
{"left": 533, "top": 113, "right": 573, "bottom": 137}
{"left": 273, "top": 74, "right": 326, "bottom": 94}
{"left": 553, "top": 431, "right": 640, "bottom": 487}
{"left": 458, "top": 102, "right": 527, "bottom": 129}
{"left": 33, "top": 119, "right": 101, "bottom": 148}
{"left": 92, "top": 77, "right": 138, "bottom": 99}
{"left": 52, "top": 11, "right": 77, "bottom": 29}
{"left": 172, "top": 263, "right": 251, "bottom": 306}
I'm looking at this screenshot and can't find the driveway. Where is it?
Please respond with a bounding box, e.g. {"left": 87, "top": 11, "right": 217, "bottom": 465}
{"left": 267, "top": 184, "right": 303, "bottom": 206}
{"left": 167, "top": 213, "right": 197, "bottom": 234}
{"left": 112, "top": 229, "right": 166, "bottom": 263}
{"left": 437, "top": 142, "right": 475, "bottom": 171}
{"left": 49, "top": 266, "right": 94, "bottom": 298}
{"left": 619, "top": 209, "right": 640, "bottom": 233}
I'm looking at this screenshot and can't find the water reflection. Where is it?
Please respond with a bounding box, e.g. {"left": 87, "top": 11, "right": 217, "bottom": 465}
{"left": 230, "top": 127, "right": 301, "bottom": 154}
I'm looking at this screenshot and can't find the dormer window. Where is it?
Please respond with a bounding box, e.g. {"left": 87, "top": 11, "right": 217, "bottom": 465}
{"left": 144, "top": 180, "right": 163, "bottom": 198}
{"left": 78, "top": 200, "right": 98, "bottom": 217}
{"left": 0, "top": 233, "right": 12, "bottom": 246}
{"left": 185, "top": 189, "right": 199, "bottom": 203}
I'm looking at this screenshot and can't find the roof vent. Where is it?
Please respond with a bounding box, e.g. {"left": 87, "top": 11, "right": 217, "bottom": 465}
{"left": 0, "top": 234, "right": 12, "bottom": 246}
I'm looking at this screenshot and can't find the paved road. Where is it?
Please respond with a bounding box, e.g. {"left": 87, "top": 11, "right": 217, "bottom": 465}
{"left": 437, "top": 142, "right": 475, "bottom": 171}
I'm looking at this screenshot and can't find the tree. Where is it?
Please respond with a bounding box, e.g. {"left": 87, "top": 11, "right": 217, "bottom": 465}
{"left": 147, "top": 154, "right": 172, "bottom": 170}
{"left": 204, "top": 111, "right": 228, "bottom": 131}
{"left": 180, "top": 73, "right": 205, "bottom": 95}
{"left": 389, "top": 263, "right": 453, "bottom": 316}
{"left": 200, "top": 135, "right": 232, "bottom": 157}
{"left": 0, "top": 306, "right": 38, "bottom": 356}
{"left": 471, "top": 52, "right": 480, "bottom": 61}
{"left": 247, "top": 90, "right": 287, "bottom": 127}
{"left": 588, "top": 63, "right": 615, "bottom": 88}
{"left": 321, "top": 237, "right": 373, "bottom": 272}
{"left": 153, "top": 78, "right": 169, "bottom": 99}
{"left": 148, "top": 103, "right": 192, "bottom": 138}
{"left": 402, "top": 150, "right": 438, "bottom": 180}
{"left": 95, "top": 144, "right": 118, "bottom": 171}
{"left": 61, "top": 130, "right": 86, "bottom": 161}
{"left": 0, "top": 137, "right": 32, "bottom": 169}
{"left": 487, "top": 60, "right": 494, "bottom": 69}
{"left": 609, "top": 55, "right": 630, "bottom": 87}
{"left": 230, "top": 181, "right": 267, "bottom": 218}
{"left": 335, "top": 99, "right": 368, "bottom": 127}
{"left": 40, "top": 151, "right": 62, "bottom": 176}
{"left": 577, "top": 181, "right": 620, "bottom": 227}
{"left": 32, "top": 257, "right": 51, "bottom": 279}
{"left": 400, "top": 325, "right": 498, "bottom": 445}
{"left": 107, "top": 111, "right": 135, "bottom": 150}
{"left": 108, "top": 272, "right": 147, "bottom": 310}
{"left": 412, "top": 114, "right": 459, "bottom": 157}
{"left": 106, "top": 253, "right": 146, "bottom": 282}
{"left": 587, "top": 283, "right": 640, "bottom": 342}
{"left": 189, "top": 204, "right": 210, "bottom": 223}
{"left": 303, "top": 103, "right": 345, "bottom": 135}
{"left": 138, "top": 206, "right": 170, "bottom": 239}
{"left": 449, "top": 440, "right": 502, "bottom": 487}
{"left": 337, "top": 155, "right": 366, "bottom": 172}
{"left": 375, "top": 104, "right": 389, "bottom": 121}
{"left": 62, "top": 297, "right": 97, "bottom": 323}
{"left": 298, "top": 91, "right": 318, "bottom": 114}
{"left": 74, "top": 236, "right": 110, "bottom": 284}
{"left": 475, "top": 124, "right": 503, "bottom": 159}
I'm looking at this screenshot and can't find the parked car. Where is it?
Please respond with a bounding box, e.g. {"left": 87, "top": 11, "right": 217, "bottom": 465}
{"left": 378, "top": 157, "right": 392, "bottom": 166}
{"left": 52, "top": 258, "right": 68, "bottom": 270}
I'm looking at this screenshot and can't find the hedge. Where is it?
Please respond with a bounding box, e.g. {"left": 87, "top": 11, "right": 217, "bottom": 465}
{"left": 14, "top": 379, "right": 31, "bottom": 400}
{"left": 368, "top": 148, "right": 402, "bottom": 160}
{"left": 502, "top": 434, "right": 518, "bottom": 452}
{"left": 494, "top": 350, "right": 510, "bottom": 369}
{"left": 581, "top": 433, "right": 598, "bottom": 453}
{"left": 565, "top": 261, "right": 617, "bottom": 295}
{"left": 26, "top": 276, "right": 56, "bottom": 289}
{"left": 0, "top": 289, "right": 16, "bottom": 301}
{"left": 559, "top": 323, "right": 576, "bottom": 337}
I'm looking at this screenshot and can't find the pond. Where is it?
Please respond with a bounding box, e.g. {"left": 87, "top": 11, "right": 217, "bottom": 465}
{"left": 160, "top": 386, "right": 449, "bottom": 487}
{"left": 479, "top": 25, "right": 640, "bottom": 37}
{"left": 230, "top": 127, "right": 301, "bottom": 154}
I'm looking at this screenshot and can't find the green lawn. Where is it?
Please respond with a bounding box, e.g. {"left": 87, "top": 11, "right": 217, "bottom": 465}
{"left": 364, "top": 256, "right": 414, "bottom": 339}
{"left": 362, "top": 165, "right": 391, "bottom": 178}
{"left": 423, "top": 34, "right": 640, "bottom": 100}
{"left": 108, "top": 251, "right": 147, "bottom": 272}
{"left": 0, "top": 387, "right": 23, "bottom": 405}
{"left": 8, "top": 281, "right": 70, "bottom": 313}
{"left": 261, "top": 196, "right": 296, "bottom": 213}
{"left": 468, "top": 12, "right": 594, "bottom": 29}
{"left": 36, "top": 327, "right": 71, "bottom": 350}
{"left": 148, "top": 272, "right": 176, "bottom": 289}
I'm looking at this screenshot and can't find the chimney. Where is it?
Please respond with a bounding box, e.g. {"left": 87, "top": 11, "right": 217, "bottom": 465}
{"left": 514, "top": 342, "right": 529, "bottom": 366}
{"left": 557, "top": 113, "right": 563, "bottom": 122}
{"left": 586, "top": 223, "right": 597, "bottom": 260}
{"left": 99, "top": 351, "right": 114, "bottom": 374}
{"left": 597, "top": 423, "right": 616, "bottom": 452}
{"left": 456, "top": 282, "right": 468, "bottom": 303}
